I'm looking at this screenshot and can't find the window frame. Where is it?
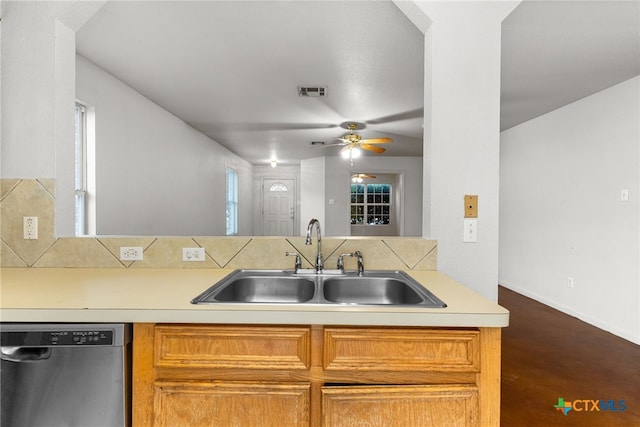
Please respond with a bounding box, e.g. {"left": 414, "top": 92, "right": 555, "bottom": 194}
{"left": 226, "top": 167, "right": 239, "bottom": 235}
{"left": 350, "top": 183, "right": 392, "bottom": 226}
{"left": 74, "top": 102, "right": 88, "bottom": 236}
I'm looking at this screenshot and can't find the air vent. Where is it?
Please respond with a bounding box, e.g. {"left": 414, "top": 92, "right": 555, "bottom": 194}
{"left": 298, "top": 86, "right": 327, "bottom": 97}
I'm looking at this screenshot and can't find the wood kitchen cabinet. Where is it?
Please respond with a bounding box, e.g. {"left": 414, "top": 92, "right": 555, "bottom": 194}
{"left": 133, "top": 324, "right": 501, "bottom": 426}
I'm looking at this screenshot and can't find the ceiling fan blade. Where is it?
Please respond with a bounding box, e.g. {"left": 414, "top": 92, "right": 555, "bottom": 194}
{"left": 360, "top": 137, "right": 392, "bottom": 144}
{"left": 360, "top": 144, "right": 386, "bottom": 154}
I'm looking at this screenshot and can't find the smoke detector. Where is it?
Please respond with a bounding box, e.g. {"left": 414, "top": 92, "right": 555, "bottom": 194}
{"left": 298, "top": 86, "right": 327, "bottom": 97}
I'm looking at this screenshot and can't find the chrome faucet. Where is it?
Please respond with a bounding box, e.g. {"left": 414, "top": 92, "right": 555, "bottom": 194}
{"left": 305, "top": 218, "right": 323, "bottom": 273}
{"left": 337, "top": 251, "right": 364, "bottom": 275}
{"left": 285, "top": 252, "right": 301, "bottom": 273}
{"left": 336, "top": 253, "right": 353, "bottom": 273}
{"left": 353, "top": 251, "right": 364, "bottom": 276}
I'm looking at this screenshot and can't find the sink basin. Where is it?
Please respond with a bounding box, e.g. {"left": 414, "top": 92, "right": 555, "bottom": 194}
{"left": 191, "top": 269, "right": 446, "bottom": 307}
{"left": 191, "top": 270, "right": 315, "bottom": 304}
{"left": 323, "top": 273, "right": 447, "bottom": 307}
{"left": 323, "top": 277, "right": 423, "bottom": 305}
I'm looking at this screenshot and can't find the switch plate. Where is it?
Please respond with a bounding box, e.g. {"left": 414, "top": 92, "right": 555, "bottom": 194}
{"left": 183, "top": 247, "right": 205, "bottom": 262}
{"left": 23, "top": 216, "right": 38, "bottom": 239}
{"left": 120, "top": 247, "right": 143, "bottom": 261}
{"left": 463, "top": 219, "right": 478, "bottom": 243}
{"left": 621, "top": 189, "right": 629, "bottom": 202}
{"left": 464, "top": 195, "right": 478, "bottom": 218}
{"left": 567, "top": 277, "right": 575, "bottom": 288}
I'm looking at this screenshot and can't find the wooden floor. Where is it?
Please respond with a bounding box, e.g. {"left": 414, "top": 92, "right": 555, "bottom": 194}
{"left": 499, "top": 286, "right": 640, "bottom": 426}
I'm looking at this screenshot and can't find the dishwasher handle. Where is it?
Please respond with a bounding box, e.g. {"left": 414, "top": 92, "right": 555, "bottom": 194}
{"left": 0, "top": 346, "right": 52, "bottom": 362}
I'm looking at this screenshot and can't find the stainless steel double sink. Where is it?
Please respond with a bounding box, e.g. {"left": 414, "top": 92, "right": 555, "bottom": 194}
{"left": 191, "top": 269, "right": 447, "bottom": 307}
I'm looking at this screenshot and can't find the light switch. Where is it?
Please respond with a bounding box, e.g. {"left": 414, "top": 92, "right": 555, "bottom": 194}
{"left": 621, "top": 189, "right": 629, "bottom": 202}
{"left": 463, "top": 219, "right": 478, "bottom": 243}
{"left": 464, "top": 195, "right": 478, "bottom": 218}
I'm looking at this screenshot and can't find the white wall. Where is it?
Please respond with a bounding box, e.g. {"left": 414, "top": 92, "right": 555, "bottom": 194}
{"left": 76, "top": 55, "right": 253, "bottom": 236}
{"left": 410, "top": 2, "right": 516, "bottom": 301}
{"left": 500, "top": 76, "right": 640, "bottom": 344}
{"left": 323, "top": 156, "right": 423, "bottom": 237}
{"left": 1, "top": 1, "right": 69, "bottom": 178}
{"left": 300, "top": 157, "right": 326, "bottom": 235}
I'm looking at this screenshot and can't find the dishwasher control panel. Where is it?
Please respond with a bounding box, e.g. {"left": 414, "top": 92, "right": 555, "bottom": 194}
{"left": 1, "top": 329, "right": 114, "bottom": 347}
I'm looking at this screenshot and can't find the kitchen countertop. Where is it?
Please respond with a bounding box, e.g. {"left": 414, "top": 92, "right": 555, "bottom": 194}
{"left": 0, "top": 268, "right": 509, "bottom": 327}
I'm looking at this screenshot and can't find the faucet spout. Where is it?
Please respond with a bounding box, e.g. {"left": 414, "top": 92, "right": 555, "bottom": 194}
{"left": 305, "top": 218, "right": 323, "bottom": 273}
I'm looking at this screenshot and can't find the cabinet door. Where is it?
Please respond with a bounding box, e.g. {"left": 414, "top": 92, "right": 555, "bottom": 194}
{"left": 322, "top": 385, "right": 478, "bottom": 427}
{"left": 154, "top": 381, "right": 310, "bottom": 427}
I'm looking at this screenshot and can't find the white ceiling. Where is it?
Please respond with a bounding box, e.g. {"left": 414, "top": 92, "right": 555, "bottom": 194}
{"left": 75, "top": 0, "right": 639, "bottom": 166}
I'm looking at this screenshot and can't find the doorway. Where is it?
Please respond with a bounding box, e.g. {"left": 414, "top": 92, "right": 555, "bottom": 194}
{"left": 261, "top": 178, "right": 296, "bottom": 236}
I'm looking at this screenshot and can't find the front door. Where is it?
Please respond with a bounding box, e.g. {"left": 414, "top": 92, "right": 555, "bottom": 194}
{"left": 262, "top": 179, "right": 295, "bottom": 236}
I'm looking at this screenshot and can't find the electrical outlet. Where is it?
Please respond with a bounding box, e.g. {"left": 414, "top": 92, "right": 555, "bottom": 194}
{"left": 23, "top": 217, "right": 38, "bottom": 239}
{"left": 183, "top": 248, "right": 205, "bottom": 261}
{"left": 120, "top": 247, "right": 143, "bottom": 261}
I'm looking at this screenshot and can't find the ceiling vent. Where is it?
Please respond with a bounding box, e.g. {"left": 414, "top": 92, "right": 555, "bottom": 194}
{"left": 298, "top": 86, "right": 327, "bottom": 97}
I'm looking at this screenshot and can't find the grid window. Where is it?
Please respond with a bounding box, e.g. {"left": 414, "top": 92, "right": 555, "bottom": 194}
{"left": 350, "top": 183, "right": 391, "bottom": 225}
{"left": 74, "top": 103, "right": 87, "bottom": 235}
{"left": 226, "top": 168, "right": 238, "bottom": 235}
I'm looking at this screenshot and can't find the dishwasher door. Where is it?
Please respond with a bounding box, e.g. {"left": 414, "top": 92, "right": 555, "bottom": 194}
{"left": 0, "top": 323, "right": 131, "bottom": 427}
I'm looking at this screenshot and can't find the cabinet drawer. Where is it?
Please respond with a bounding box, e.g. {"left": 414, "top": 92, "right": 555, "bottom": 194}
{"left": 154, "top": 325, "right": 311, "bottom": 370}
{"left": 154, "top": 381, "right": 310, "bottom": 427}
{"left": 324, "top": 328, "right": 480, "bottom": 372}
{"left": 322, "top": 384, "right": 478, "bottom": 427}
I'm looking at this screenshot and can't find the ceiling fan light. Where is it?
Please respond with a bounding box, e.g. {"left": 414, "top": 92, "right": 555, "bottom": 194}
{"left": 351, "top": 147, "right": 362, "bottom": 158}
{"left": 340, "top": 148, "right": 351, "bottom": 159}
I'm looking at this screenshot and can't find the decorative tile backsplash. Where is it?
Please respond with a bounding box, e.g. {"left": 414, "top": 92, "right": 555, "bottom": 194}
{"left": 0, "top": 179, "right": 437, "bottom": 270}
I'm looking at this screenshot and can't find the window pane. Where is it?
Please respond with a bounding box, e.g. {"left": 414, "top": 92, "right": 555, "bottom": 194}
{"left": 226, "top": 168, "right": 238, "bottom": 235}
{"left": 350, "top": 181, "right": 393, "bottom": 227}
{"left": 269, "top": 183, "right": 288, "bottom": 192}
{"left": 74, "top": 103, "right": 87, "bottom": 236}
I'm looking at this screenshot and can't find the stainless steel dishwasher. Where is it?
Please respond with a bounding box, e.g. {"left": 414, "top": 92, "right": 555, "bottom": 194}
{"left": 0, "top": 323, "right": 131, "bottom": 427}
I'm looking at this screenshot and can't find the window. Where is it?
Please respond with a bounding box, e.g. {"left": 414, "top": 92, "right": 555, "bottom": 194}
{"left": 226, "top": 168, "right": 238, "bottom": 235}
{"left": 74, "top": 103, "right": 87, "bottom": 235}
{"left": 350, "top": 183, "right": 391, "bottom": 225}
{"left": 269, "top": 183, "right": 288, "bottom": 192}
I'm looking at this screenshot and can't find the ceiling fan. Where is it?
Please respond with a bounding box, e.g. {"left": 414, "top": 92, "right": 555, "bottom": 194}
{"left": 329, "top": 123, "right": 393, "bottom": 158}
{"left": 351, "top": 173, "right": 376, "bottom": 182}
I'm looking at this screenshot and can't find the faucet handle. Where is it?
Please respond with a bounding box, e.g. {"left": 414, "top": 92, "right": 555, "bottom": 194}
{"left": 285, "top": 252, "right": 302, "bottom": 273}
{"left": 337, "top": 253, "right": 354, "bottom": 272}
{"left": 353, "top": 251, "right": 364, "bottom": 276}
